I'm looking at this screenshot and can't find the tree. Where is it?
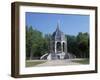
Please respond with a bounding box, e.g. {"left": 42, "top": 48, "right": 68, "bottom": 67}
{"left": 26, "top": 26, "right": 34, "bottom": 59}
{"left": 66, "top": 32, "right": 89, "bottom": 58}
{"left": 77, "top": 32, "right": 89, "bottom": 58}
{"left": 26, "top": 26, "right": 50, "bottom": 60}
{"left": 66, "top": 35, "right": 79, "bottom": 57}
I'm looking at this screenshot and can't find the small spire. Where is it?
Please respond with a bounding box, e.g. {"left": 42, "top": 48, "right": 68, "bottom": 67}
{"left": 56, "top": 20, "right": 60, "bottom": 31}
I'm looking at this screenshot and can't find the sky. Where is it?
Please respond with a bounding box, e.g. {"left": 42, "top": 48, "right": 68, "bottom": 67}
{"left": 26, "top": 12, "right": 89, "bottom": 36}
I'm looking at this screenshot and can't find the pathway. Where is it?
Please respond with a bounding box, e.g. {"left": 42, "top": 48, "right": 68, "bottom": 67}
{"left": 35, "top": 59, "right": 81, "bottom": 67}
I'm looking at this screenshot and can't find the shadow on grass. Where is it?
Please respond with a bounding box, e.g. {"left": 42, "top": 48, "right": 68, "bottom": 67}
{"left": 72, "top": 59, "right": 89, "bottom": 64}
{"left": 26, "top": 60, "right": 46, "bottom": 67}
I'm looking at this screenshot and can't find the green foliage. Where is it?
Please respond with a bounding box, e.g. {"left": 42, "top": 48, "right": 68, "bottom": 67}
{"left": 66, "top": 32, "right": 89, "bottom": 58}
{"left": 26, "top": 26, "right": 49, "bottom": 59}
{"left": 77, "top": 32, "right": 89, "bottom": 58}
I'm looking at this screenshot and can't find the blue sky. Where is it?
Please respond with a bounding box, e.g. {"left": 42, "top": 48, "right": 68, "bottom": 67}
{"left": 26, "top": 12, "right": 89, "bottom": 36}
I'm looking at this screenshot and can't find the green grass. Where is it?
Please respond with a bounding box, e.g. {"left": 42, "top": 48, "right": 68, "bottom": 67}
{"left": 26, "top": 60, "right": 46, "bottom": 67}
{"left": 72, "top": 59, "right": 89, "bottom": 64}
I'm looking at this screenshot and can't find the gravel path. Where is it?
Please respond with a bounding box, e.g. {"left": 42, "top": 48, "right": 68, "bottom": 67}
{"left": 35, "top": 59, "right": 81, "bottom": 67}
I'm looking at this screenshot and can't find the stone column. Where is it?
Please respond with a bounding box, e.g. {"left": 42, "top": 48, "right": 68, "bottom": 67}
{"left": 65, "top": 42, "right": 67, "bottom": 53}
{"left": 55, "top": 41, "right": 57, "bottom": 53}
{"left": 61, "top": 41, "right": 63, "bottom": 53}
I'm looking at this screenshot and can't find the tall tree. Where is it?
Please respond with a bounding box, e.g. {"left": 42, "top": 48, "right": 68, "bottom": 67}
{"left": 26, "top": 26, "right": 50, "bottom": 60}
{"left": 77, "top": 32, "right": 89, "bottom": 58}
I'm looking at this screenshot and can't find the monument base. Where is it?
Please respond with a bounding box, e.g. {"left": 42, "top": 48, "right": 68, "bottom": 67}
{"left": 40, "top": 52, "right": 76, "bottom": 60}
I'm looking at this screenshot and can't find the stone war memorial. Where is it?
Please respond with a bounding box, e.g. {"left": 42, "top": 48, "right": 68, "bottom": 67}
{"left": 40, "top": 22, "right": 76, "bottom": 60}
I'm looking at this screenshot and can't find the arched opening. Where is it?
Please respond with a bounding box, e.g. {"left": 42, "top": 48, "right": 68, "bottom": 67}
{"left": 56, "top": 42, "right": 61, "bottom": 53}
{"left": 63, "top": 42, "right": 65, "bottom": 52}
{"left": 52, "top": 42, "right": 55, "bottom": 52}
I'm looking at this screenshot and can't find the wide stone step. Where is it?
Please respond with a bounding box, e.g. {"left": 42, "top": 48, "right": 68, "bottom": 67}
{"left": 50, "top": 54, "right": 58, "bottom": 60}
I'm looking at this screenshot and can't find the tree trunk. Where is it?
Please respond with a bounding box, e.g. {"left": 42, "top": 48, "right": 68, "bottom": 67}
{"left": 30, "top": 48, "right": 33, "bottom": 60}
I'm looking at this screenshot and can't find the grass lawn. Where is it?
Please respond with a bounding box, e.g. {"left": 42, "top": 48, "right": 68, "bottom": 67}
{"left": 26, "top": 60, "right": 46, "bottom": 67}
{"left": 72, "top": 59, "right": 89, "bottom": 64}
